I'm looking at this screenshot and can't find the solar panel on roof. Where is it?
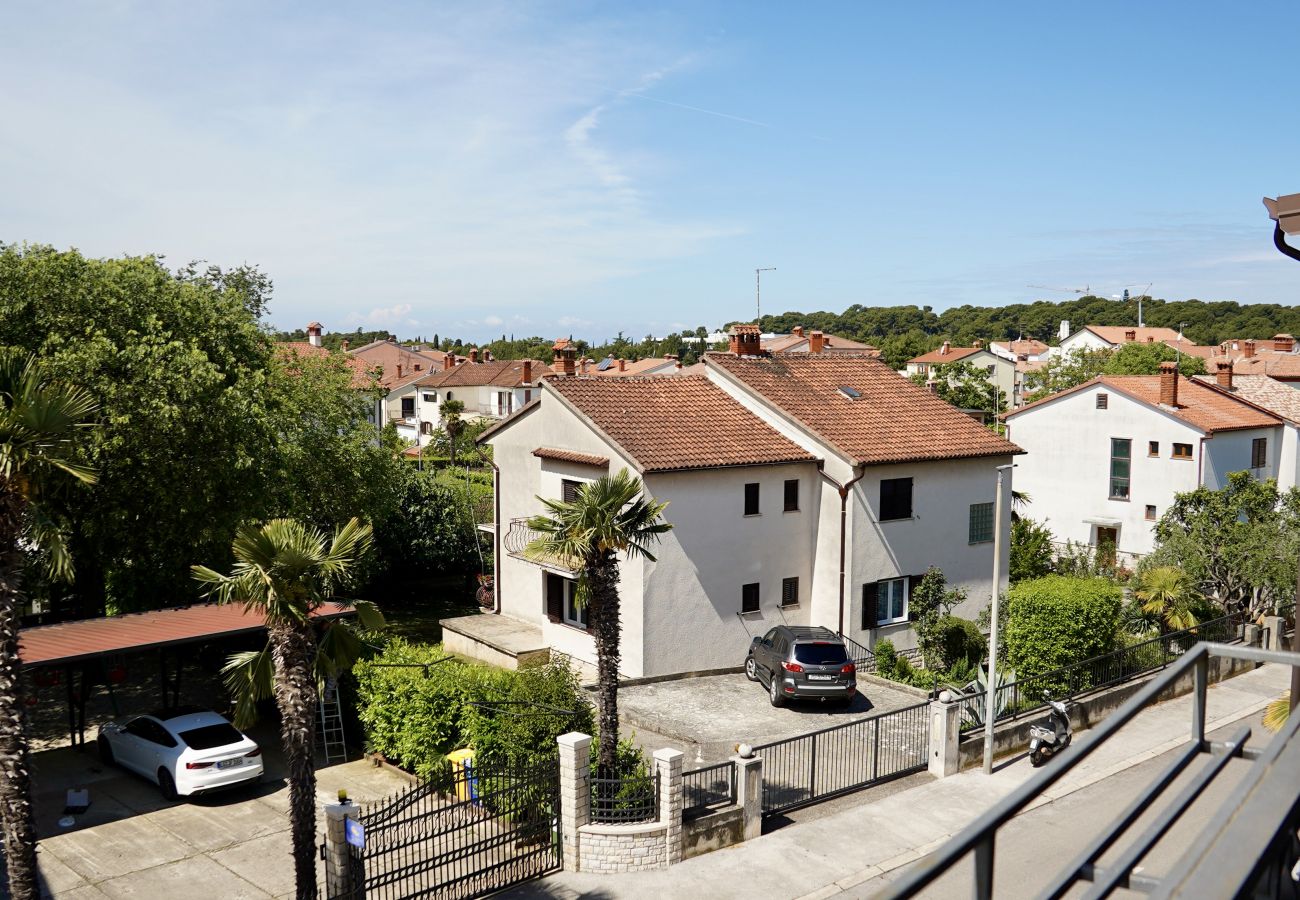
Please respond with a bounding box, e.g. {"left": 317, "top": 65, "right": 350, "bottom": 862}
{"left": 838, "top": 385, "right": 861, "bottom": 400}
{"left": 596, "top": 357, "right": 615, "bottom": 371}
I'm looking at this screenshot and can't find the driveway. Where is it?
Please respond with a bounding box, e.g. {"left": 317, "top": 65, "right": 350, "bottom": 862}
{"left": 616, "top": 673, "right": 928, "bottom": 762}
{"left": 30, "top": 726, "right": 412, "bottom": 899}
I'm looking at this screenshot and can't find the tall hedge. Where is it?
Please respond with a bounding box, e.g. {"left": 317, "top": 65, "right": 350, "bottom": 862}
{"left": 1004, "top": 576, "right": 1123, "bottom": 682}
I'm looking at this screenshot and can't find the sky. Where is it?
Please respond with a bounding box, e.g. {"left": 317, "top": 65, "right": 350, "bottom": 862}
{"left": 3, "top": 1, "right": 1298, "bottom": 342}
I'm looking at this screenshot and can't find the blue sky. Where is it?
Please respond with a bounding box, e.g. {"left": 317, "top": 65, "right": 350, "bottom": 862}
{"left": 3, "top": 2, "right": 1297, "bottom": 342}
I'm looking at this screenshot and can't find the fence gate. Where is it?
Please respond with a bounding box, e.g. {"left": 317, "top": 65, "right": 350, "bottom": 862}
{"left": 753, "top": 701, "right": 930, "bottom": 817}
{"left": 336, "top": 757, "right": 562, "bottom": 899}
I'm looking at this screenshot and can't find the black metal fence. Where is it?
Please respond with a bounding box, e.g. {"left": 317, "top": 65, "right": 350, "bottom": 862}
{"left": 956, "top": 609, "right": 1252, "bottom": 736}
{"left": 753, "top": 701, "right": 930, "bottom": 816}
{"left": 590, "top": 765, "right": 659, "bottom": 824}
{"left": 682, "top": 761, "right": 736, "bottom": 816}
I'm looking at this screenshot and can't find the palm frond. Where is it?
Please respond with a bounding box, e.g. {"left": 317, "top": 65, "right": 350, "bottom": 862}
{"left": 1263, "top": 692, "right": 1292, "bottom": 733}
{"left": 222, "top": 648, "right": 275, "bottom": 730}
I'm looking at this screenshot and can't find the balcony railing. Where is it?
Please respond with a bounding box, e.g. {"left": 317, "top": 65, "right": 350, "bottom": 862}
{"left": 502, "top": 518, "right": 576, "bottom": 573}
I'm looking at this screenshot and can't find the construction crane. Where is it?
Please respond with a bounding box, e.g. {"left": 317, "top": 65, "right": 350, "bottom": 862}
{"left": 1110, "top": 283, "right": 1155, "bottom": 327}
{"left": 1027, "top": 283, "right": 1094, "bottom": 296}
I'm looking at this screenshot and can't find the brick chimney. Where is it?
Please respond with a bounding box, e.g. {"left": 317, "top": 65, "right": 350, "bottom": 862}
{"left": 1125, "top": 329, "right": 1137, "bottom": 342}
{"left": 1274, "top": 334, "right": 1295, "bottom": 353}
{"left": 940, "top": 341, "right": 951, "bottom": 356}
{"left": 522, "top": 360, "right": 532, "bottom": 384}
{"left": 387, "top": 335, "right": 397, "bottom": 343}
{"left": 1215, "top": 361, "right": 1233, "bottom": 390}
{"left": 396, "top": 364, "right": 403, "bottom": 379}
{"left": 341, "top": 338, "right": 350, "bottom": 351}
{"left": 1244, "top": 340, "right": 1257, "bottom": 359}
{"left": 617, "top": 358, "right": 626, "bottom": 372}
{"left": 793, "top": 325, "right": 804, "bottom": 337}
{"left": 973, "top": 339, "right": 983, "bottom": 350}
{"left": 484, "top": 350, "right": 493, "bottom": 362}
{"left": 307, "top": 321, "right": 323, "bottom": 347}
{"left": 553, "top": 339, "right": 576, "bottom": 376}
{"left": 1159, "top": 361, "right": 1179, "bottom": 407}
{"left": 728, "top": 324, "right": 763, "bottom": 356}
{"left": 468, "top": 348, "right": 479, "bottom": 364}
{"left": 579, "top": 357, "right": 589, "bottom": 375}
{"left": 443, "top": 353, "right": 455, "bottom": 371}
{"left": 809, "top": 331, "right": 826, "bottom": 354}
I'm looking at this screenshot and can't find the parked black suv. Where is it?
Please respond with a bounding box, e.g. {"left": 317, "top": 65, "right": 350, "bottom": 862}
{"left": 744, "top": 626, "right": 856, "bottom": 707}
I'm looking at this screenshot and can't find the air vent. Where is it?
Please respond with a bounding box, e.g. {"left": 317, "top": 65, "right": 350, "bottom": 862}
{"left": 838, "top": 386, "right": 861, "bottom": 400}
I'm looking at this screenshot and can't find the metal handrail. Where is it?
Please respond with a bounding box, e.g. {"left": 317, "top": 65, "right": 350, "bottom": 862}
{"left": 590, "top": 766, "right": 659, "bottom": 824}
{"left": 877, "top": 642, "right": 1300, "bottom": 900}
{"left": 682, "top": 761, "right": 736, "bottom": 815}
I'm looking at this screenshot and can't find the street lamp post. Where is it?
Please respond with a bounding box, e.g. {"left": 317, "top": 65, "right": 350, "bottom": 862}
{"left": 983, "top": 463, "right": 1015, "bottom": 775}
{"left": 755, "top": 267, "right": 775, "bottom": 322}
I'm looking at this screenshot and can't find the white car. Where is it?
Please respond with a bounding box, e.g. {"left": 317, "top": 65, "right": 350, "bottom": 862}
{"left": 98, "top": 707, "right": 264, "bottom": 799}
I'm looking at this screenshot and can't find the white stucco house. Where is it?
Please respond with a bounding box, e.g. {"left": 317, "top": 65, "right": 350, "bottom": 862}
{"left": 1004, "top": 362, "right": 1284, "bottom": 564}
{"left": 462, "top": 328, "right": 1021, "bottom": 678}
{"left": 1193, "top": 365, "right": 1300, "bottom": 491}
{"left": 1056, "top": 324, "right": 1186, "bottom": 356}
{"left": 905, "top": 340, "right": 1019, "bottom": 407}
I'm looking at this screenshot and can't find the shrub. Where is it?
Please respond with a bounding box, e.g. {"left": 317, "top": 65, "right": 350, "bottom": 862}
{"left": 892, "top": 654, "right": 917, "bottom": 684}
{"left": 1004, "top": 575, "right": 1124, "bottom": 693}
{"left": 873, "top": 639, "right": 898, "bottom": 677}
{"left": 932, "top": 615, "right": 985, "bottom": 669}
{"left": 1010, "top": 517, "right": 1054, "bottom": 583}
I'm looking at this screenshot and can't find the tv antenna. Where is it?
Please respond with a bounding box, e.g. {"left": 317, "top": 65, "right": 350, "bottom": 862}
{"left": 755, "top": 267, "right": 775, "bottom": 322}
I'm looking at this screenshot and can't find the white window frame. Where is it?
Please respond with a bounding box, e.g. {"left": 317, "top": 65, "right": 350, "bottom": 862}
{"left": 878, "top": 577, "right": 908, "bottom": 625}
{"left": 562, "top": 580, "right": 588, "bottom": 629}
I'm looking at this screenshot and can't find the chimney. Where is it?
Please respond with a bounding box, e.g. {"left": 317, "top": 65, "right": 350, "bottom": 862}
{"left": 307, "top": 321, "right": 323, "bottom": 347}
{"left": 396, "top": 364, "right": 403, "bottom": 379}
{"left": 341, "top": 339, "right": 350, "bottom": 352}
{"left": 1274, "top": 334, "right": 1295, "bottom": 353}
{"left": 579, "top": 358, "right": 589, "bottom": 375}
{"left": 484, "top": 350, "right": 493, "bottom": 362}
{"left": 940, "top": 341, "right": 951, "bottom": 355}
{"left": 1159, "top": 361, "right": 1179, "bottom": 407}
{"left": 973, "top": 339, "right": 983, "bottom": 350}
{"left": 926, "top": 380, "right": 939, "bottom": 394}
{"left": 444, "top": 353, "right": 455, "bottom": 371}
{"left": 387, "top": 335, "right": 397, "bottom": 343}
{"left": 469, "top": 348, "right": 479, "bottom": 364}
{"left": 1244, "top": 340, "right": 1256, "bottom": 359}
{"left": 553, "top": 339, "right": 576, "bottom": 376}
{"left": 1215, "top": 361, "right": 1233, "bottom": 390}
{"left": 1059, "top": 320, "right": 1070, "bottom": 341}
{"left": 809, "top": 331, "right": 826, "bottom": 354}
{"left": 793, "top": 325, "right": 804, "bottom": 337}
{"left": 522, "top": 360, "right": 532, "bottom": 384}
{"left": 617, "top": 358, "right": 626, "bottom": 372}
{"left": 728, "top": 325, "right": 763, "bottom": 356}
{"left": 1125, "top": 329, "right": 1137, "bottom": 342}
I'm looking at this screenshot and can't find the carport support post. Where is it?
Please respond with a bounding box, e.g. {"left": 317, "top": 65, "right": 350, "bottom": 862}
{"left": 733, "top": 752, "right": 763, "bottom": 840}
{"left": 654, "top": 748, "right": 684, "bottom": 866}
{"left": 324, "top": 799, "right": 360, "bottom": 899}
{"left": 557, "top": 732, "right": 591, "bottom": 872}
{"left": 928, "top": 692, "right": 962, "bottom": 778}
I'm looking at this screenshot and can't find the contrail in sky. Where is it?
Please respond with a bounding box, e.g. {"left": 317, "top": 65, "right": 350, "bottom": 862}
{"left": 625, "top": 92, "right": 771, "bottom": 128}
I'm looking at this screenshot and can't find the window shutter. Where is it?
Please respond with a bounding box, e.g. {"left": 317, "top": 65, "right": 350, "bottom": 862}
{"left": 862, "top": 582, "right": 879, "bottom": 630}
{"left": 907, "top": 574, "right": 925, "bottom": 621}
{"left": 545, "top": 574, "right": 564, "bottom": 622}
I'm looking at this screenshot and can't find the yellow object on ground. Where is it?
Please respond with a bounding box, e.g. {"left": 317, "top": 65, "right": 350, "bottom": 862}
{"left": 447, "top": 748, "right": 476, "bottom": 802}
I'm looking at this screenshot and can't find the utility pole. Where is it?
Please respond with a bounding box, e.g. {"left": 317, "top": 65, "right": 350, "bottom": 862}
{"left": 755, "top": 267, "right": 775, "bottom": 323}
{"left": 983, "top": 463, "right": 1015, "bottom": 775}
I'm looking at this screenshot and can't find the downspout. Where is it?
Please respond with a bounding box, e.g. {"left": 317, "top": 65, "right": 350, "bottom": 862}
{"left": 819, "top": 464, "right": 867, "bottom": 635}
{"left": 490, "top": 459, "right": 502, "bottom": 613}
{"left": 1197, "top": 436, "right": 1208, "bottom": 487}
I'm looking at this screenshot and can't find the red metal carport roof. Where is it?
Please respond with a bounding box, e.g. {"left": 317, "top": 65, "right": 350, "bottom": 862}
{"left": 19, "top": 602, "right": 354, "bottom": 668}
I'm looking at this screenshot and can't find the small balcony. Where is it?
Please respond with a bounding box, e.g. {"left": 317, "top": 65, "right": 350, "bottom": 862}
{"left": 502, "top": 517, "right": 576, "bottom": 574}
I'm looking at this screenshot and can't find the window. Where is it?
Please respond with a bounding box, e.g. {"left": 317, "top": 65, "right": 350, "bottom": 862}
{"left": 563, "top": 581, "right": 588, "bottom": 629}
{"left": 1145, "top": 504, "right": 1157, "bottom": 521}
{"left": 879, "top": 477, "right": 913, "bottom": 521}
{"left": 781, "top": 577, "right": 799, "bottom": 607}
{"left": 986, "top": 365, "right": 996, "bottom": 375}
{"left": 793, "top": 643, "right": 847, "bottom": 665}
{"left": 1252, "top": 437, "right": 1268, "bottom": 469}
{"left": 545, "top": 574, "right": 587, "bottom": 629}
{"left": 865, "top": 578, "right": 908, "bottom": 626}
{"left": 524, "top": 389, "right": 532, "bottom": 403}
{"left": 741, "top": 583, "right": 760, "bottom": 614}
{"left": 744, "top": 482, "right": 760, "bottom": 516}
{"left": 784, "top": 479, "right": 799, "bottom": 512}
{"left": 400, "top": 397, "right": 415, "bottom": 418}
{"left": 1148, "top": 441, "right": 1159, "bottom": 457}
{"left": 968, "top": 502, "right": 994, "bottom": 544}
{"left": 445, "top": 391, "right": 454, "bottom": 401}
{"left": 561, "top": 479, "right": 582, "bottom": 504}
{"left": 422, "top": 392, "right": 436, "bottom": 403}
{"left": 1096, "top": 393, "right": 1109, "bottom": 409}
{"left": 1172, "top": 443, "right": 1193, "bottom": 460}
{"left": 1109, "top": 438, "right": 1131, "bottom": 500}
{"left": 420, "top": 421, "right": 433, "bottom": 435}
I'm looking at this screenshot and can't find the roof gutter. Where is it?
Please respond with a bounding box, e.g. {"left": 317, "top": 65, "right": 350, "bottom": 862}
{"left": 820, "top": 464, "right": 867, "bottom": 636}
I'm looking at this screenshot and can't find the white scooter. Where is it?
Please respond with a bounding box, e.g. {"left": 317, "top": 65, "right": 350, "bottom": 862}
{"left": 1028, "top": 691, "right": 1073, "bottom": 767}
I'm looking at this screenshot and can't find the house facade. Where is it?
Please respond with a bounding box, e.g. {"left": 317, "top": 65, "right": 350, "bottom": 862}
{"left": 1005, "top": 362, "right": 1283, "bottom": 562}
{"left": 477, "top": 334, "right": 1020, "bottom": 678}
{"left": 905, "top": 341, "right": 1019, "bottom": 407}
{"left": 384, "top": 354, "right": 552, "bottom": 446}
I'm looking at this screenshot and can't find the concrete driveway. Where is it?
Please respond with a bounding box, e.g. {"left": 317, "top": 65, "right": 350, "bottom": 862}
{"left": 617, "top": 673, "right": 928, "bottom": 762}
{"left": 30, "top": 727, "right": 411, "bottom": 899}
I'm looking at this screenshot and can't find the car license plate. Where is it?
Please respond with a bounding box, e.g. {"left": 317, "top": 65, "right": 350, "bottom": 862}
{"left": 217, "top": 758, "right": 241, "bottom": 769}
{"left": 807, "top": 674, "right": 834, "bottom": 681}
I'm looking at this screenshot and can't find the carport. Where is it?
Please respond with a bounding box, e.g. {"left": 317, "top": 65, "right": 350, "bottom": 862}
{"left": 18, "top": 602, "right": 354, "bottom": 749}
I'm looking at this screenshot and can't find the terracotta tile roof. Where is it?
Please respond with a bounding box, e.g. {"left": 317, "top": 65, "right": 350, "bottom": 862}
{"left": 532, "top": 447, "right": 610, "bottom": 467}
{"left": 589, "top": 357, "right": 681, "bottom": 377}
{"left": 991, "top": 339, "right": 1049, "bottom": 356}
{"left": 419, "top": 359, "right": 552, "bottom": 389}
{"left": 1007, "top": 375, "right": 1280, "bottom": 433}
{"left": 274, "top": 343, "right": 377, "bottom": 390}
{"left": 763, "top": 333, "right": 880, "bottom": 354}
{"left": 347, "top": 341, "right": 445, "bottom": 388}
{"left": 1221, "top": 354, "right": 1300, "bottom": 379}
{"left": 1160, "top": 340, "right": 1218, "bottom": 359}
{"left": 1192, "top": 374, "right": 1300, "bottom": 422}
{"left": 907, "top": 345, "right": 987, "bottom": 365}
{"left": 546, "top": 375, "right": 817, "bottom": 473}
{"left": 730, "top": 324, "right": 762, "bottom": 336}
{"left": 707, "top": 353, "right": 1022, "bottom": 465}
{"left": 1081, "top": 325, "right": 1183, "bottom": 345}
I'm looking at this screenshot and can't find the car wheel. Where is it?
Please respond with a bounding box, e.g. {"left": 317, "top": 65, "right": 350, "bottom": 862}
{"left": 97, "top": 736, "right": 114, "bottom": 766}
{"left": 158, "top": 768, "right": 179, "bottom": 801}
{"left": 769, "top": 674, "right": 785, "bottom": 708}
{"left": 744, "top": 657, "right": 758, "bottom": 682}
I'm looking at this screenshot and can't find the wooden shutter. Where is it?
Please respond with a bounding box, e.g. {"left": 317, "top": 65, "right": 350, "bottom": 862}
{"left": 862, "top": 582, "right": 879, "bottom": 630}
{"left": 907, "top": 574, "right": 925, "bottom": 622}
{"left": 545, "top": 573, "right": 564, "bottom": 622}
{"left": 562, "top": 480, "right": 581, "bottom": 504}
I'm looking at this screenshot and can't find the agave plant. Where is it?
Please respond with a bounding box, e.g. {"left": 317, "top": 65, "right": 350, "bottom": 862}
{"left": 947, "top": 664, "right": 1014, "bottom": 729}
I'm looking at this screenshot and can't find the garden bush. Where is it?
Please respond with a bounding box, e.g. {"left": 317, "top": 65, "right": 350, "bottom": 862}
{"left": 1003, "top": 575, "right": 1123, "bottom": 693}
{"left": 873, "top": 639, "right": 897, "bottom": 677}
{"left": 932, "top": 615, "right": 985, "bottom": 669}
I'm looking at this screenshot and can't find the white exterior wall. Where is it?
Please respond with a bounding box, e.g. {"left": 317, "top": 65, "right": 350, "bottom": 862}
{"left": 1280, "top": 424, "right": 1300, "bottom": 492}
{"left": 1202, "top": 426, "right": 1282, "bottom": 490}
{"left": 1007, "top": 383, "right": 1206, "bottom": 558}
{"left": 1058, "top": 330, "right": 1114, "bottom": 354}
{"left": 905, "top": 350, "right": 1016, "bottom": 409}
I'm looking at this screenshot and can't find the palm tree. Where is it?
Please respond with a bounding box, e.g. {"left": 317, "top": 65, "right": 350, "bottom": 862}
{"left": 192, "top": 517, "right": 375, "bottom": 900}
{"left": 0, "top": 349, "right": 97, "bottom": 899}
{"left": 1134, "top": 565, "right": 1204, "bottom": 633}
{"left": 525, "top": 470, "right": 671, "bottom": 769}
{"left": 441, "top": 399, "right": 466, "bottom": 468}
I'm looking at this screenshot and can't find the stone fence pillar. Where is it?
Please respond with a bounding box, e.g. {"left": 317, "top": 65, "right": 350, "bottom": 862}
{"left": 557, "top": 732, "right": 591, "bottom": 872}
{"left": 733, "top": 751, "right": 763, "bottom": 841}
{"left": 323, "top": 799, "right": 361, "bottom": 899}
{"left": 1262, "top": 615, "right": 1285, "bottom": 652}
{"left": 654, "top": 748, "right": 684, "bottom": 867}
{"left": 928, "top": 692, "right": 963, "bottom": 778}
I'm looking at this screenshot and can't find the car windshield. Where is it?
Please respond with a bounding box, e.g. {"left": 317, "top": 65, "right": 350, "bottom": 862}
{"left": 793, "top": 642, "right": 848, "bottom": 665}
{"left": 178, "top": 723, "right": 244, "bottom": 750}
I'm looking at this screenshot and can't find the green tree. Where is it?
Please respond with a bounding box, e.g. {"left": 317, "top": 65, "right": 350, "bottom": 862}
{"left": 524, "top": 470, "right": 671, "bottom": 769}
{"left": 375, "top": 472, "right": 478, "bottom": 578}
{"left": 1133, "top": 566, "right": 1209, "bottom": 633}
{"left": 1009, "top": 517, "right": 1055, "bottom": 583}
{"left": 909, "top": 362, "right": 1003, "bottom": 412}
{"left": 1023, "top": 343, "right": 1205, "bottom": 403}
{"left": 909, "top": 567, "right": 968, "bottom": 670}
{"left": 441, "top": 399, "right": 466, "bottom": 468}
{"left": 192, "top": 518, "right": 376, "bottom": 900}
{"left": 0, "top": 350, "right": 97, "bottom": 898}
{"left": 1004, "top": 575, "right": 1123, "bottom": 687}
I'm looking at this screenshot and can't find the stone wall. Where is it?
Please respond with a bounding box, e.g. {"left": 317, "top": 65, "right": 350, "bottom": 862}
{"left": 576, "top": 822, "right": 672, "bottom": 873}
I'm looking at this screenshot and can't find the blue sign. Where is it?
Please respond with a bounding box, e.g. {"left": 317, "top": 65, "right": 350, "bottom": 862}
{"left": 345, "top": 817, "right": 365, "bottom": 849}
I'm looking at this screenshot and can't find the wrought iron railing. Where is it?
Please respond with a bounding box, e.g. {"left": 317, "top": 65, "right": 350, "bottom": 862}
{"left": 955, "top": 608, "right": 1252, "bottom": 736}
{"left": 590, "top": 765, "right": 659, "bottom": 824}
{"left": 682, "top": 761, "right": 736, "bottom": 816}
{"left": 502, "top": 518, "right": 577, "bottom": 572}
